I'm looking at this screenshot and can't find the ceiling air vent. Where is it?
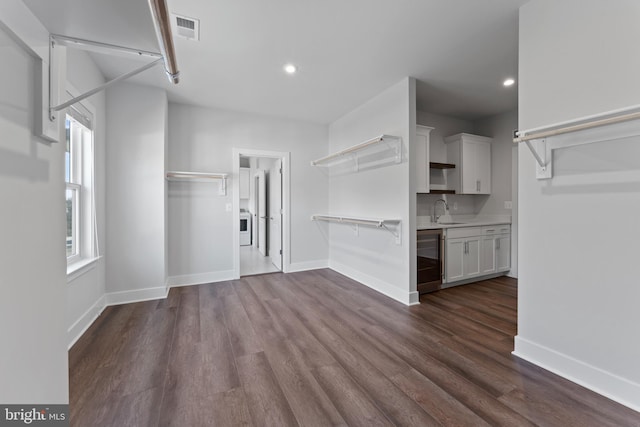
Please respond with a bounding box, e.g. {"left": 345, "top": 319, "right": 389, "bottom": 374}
{"left": 172, "top": 14, "right": 200, "bottom": 41}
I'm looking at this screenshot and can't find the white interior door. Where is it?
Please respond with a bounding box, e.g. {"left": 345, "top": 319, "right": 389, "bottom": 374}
{"left": 252, "top": 174, "right": 259, "bottom": 247}
{"left": 268, "top": 159, "right": 282, "bottom": 270}
{"left": 257, "top": 170, "right": 267, "bottom": 256}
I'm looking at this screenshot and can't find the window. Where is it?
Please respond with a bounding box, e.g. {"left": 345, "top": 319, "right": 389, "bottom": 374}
{"left": 65, "top": 103, "right": 96, "bottom": 267}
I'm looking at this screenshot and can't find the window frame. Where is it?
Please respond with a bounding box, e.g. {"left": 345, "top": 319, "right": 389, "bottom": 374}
{"left": 64, "top": 87, "right": 97, "bottom": 272}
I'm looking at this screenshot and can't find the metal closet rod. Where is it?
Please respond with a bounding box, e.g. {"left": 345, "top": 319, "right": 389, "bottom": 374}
{"left": 148, "top": 0, "right": 180, "bottom": 84}
{"left": 514, "top": 106, "right": 640, "bottom": 143}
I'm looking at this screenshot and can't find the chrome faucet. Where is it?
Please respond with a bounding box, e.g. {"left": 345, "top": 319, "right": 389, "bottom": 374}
{"left": 433, "top": 199, "right": 449, "bottom": 223}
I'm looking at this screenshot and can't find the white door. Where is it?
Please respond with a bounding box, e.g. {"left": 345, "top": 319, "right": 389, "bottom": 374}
{"left": 445, "top": 238, "right": 465, "bottom": 283}
{"left": 461, "top": 141, "right": 478, "bottom": 193}
{"left": 268, "top": 159, "right": 282, "bottom": 270}
{"left": 257, "top": 170, "right": 267, "bottom": 256}
{"left": 476, "top": 141, "right": 492, "bottom": 194}
{"left": 465, "top": 237, "right": 482, "bottom": 278}
{"left": 252, "top": 175, "right": 259, "bottom": 247}
{"left": 496, "top": 234, "right": 511, "bottom": 272}
{"left": 480, "top": 236, "right": 497, "bottom": 275}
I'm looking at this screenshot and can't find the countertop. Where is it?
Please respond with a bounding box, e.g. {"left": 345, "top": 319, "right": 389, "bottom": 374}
{"left": 416, "top": 215, "right": 511, "bottom": 230}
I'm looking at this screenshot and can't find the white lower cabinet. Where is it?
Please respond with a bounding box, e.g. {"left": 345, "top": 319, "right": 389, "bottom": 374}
{"left": 445, "top": 224, "right": 510, "bottom": 284}
{"left": 480, "top": 236, "right": 497, "bottom": 275}
{"left": 495, "top": 233, "right": 511, "bottom": 272}
{"left": 445, "top": 227, "right": 482, "bottom": 283}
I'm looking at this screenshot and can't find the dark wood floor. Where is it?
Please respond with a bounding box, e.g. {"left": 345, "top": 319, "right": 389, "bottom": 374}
{"left": 69, "top": 269, "right": 640, "bottom": 426}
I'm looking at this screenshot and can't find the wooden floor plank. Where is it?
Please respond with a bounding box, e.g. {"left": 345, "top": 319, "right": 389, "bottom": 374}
{"left": 220, "top": 293, "right": 264, "bottom": 357}
{"left": 68, "top": 270, "right": 640, "bottom": 427}
{"left": 391, "top": 368, "right": 493, "bottom": 427}
{"left": 236, "top": 351, "right": 299, "bottom": 427}
{"left": 263, "top": 339, "right": 347, "bottom": 426}
{"left": 312, "top": 364, "right": 395, "bottom": 427}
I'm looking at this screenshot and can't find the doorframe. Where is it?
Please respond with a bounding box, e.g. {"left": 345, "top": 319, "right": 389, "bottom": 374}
{"left": 232, "top": 148, "right": 291, "bottom": 279}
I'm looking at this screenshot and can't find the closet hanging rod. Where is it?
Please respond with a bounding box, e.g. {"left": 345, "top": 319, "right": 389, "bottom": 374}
{"left": 514, "top": 105, "right": 640, "bottom": 143}
{"left": 311, "top": 135, "right": 400, "bottom": 166}
{"left": 312, "top": 214, "right": 402, "bottom": 243}
{"left": 311, "top": 214, "right": 400, "bottom": 228}
{"left": 166, "top": 171, "right": 228, "bottom": 180}
{"left": 148, "top": 0, "right": 180, "bottom": 84}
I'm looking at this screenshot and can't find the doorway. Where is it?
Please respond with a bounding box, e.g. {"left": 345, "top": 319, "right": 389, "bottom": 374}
{"left": 233, "top": 149, "right": 290, "bottom": 278}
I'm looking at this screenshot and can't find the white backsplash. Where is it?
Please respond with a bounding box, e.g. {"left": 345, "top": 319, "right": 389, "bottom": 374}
{"left": 417, "top": 193, "right": 482, "bottom": 219}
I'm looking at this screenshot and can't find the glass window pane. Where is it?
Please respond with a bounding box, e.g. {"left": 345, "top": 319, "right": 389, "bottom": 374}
{"left": 66, "top": 188, "right": 76, "bottom": 258}
{"left": 65, "top": 118, "right": 71, "bottom": 183}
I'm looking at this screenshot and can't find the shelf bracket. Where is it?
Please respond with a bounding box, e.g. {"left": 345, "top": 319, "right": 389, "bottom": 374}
{"left": 525, "top": 138, "right": 552, "bottom": 179}
{"left": 382, "top": 222, "right": 402, "bottom": 245}
{"left": 48, "top": 35, "right": 164, "bottom": 120}
{"left": 389, "top": 139, "right": 402, "bottom": 164}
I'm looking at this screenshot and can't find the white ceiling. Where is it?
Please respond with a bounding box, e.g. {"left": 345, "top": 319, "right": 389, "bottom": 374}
{"left": 23, "top": 0, "right": 528, "bottom": 124}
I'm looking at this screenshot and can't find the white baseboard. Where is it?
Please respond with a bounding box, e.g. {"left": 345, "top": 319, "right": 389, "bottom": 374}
{"left": 329, "top": 261, "right": 414, "bottom": 306}
{"left": 105, "top": 286, "right": 168, "bottom": 306}
{"left": 287, "top": 259, "right": 329, "bottom": 273}
{"left": 166, "top": 270, "right": 235, "bottom": 288}
{"left": 513, "top": 335, "right": 640, "bottom": 413}
{"left": 67, "top": 295, "right": 106, "bottom": 349}
{"left": 408, "top": 291, "right": 420, "bottom": 305}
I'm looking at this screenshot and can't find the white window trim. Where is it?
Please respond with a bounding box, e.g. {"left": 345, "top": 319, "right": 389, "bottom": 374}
{"left": 65, "top": 83, "right": 99, "bottom": 276}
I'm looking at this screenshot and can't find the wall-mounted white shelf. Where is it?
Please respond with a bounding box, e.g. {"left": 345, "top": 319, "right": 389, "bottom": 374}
{"left": 166, "top": 171, "right": 228, "bottom": 195}
{"left": 311, "top": 134, "right": 401, "bottom": 171}
{"left": 515, "top": 104, "right": 640, "bottom": 180}
{"left": 311, "top": 214, "right": 402, "bottom": 244}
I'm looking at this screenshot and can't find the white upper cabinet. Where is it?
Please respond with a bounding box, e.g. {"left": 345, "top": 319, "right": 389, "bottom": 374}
{"left": 415, "top": 126, "right": 434, "bottom": 193}
{"left": 445, "top": 133, "right": 492, "bottom": 194}
{"left": 239, "top": 167, "right": 250, "bottom": 199}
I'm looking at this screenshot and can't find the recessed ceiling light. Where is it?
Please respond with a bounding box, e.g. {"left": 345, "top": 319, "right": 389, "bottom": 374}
{"left": 284, "top": 64, "right": 297, "bottom": 74}
{"left": 503, "top": 78, "right": 515, "bottom": 87}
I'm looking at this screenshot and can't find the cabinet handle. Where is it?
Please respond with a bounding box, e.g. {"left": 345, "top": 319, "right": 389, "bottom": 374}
{"left": 497, "top": 239, "right": 500, "bottom": 250}
{"left": 464, "top": 241, "right": 468, "bottom": 254}
{"left": 477, "top": 180, "right": 480, "bottom": 192}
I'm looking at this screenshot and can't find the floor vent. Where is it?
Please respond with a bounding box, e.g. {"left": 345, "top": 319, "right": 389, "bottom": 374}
{"left": 172, "top": 14, "right": 200, "bottom": 41}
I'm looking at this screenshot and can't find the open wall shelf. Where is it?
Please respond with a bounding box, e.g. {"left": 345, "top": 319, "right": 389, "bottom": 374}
{"left": 429, "top": 162, "right": 456, "bottom": 169}
{"left": 428, "top": 189, "right": 455, "bottom": 195}
{"left": 165, "top": 171, "right": 228, "bottom": 195}
{"left": 311, "top": 134, "right": 402, "bottom": 171}
{"left": 311, "top": 214, "right": 402, "bottom": 244}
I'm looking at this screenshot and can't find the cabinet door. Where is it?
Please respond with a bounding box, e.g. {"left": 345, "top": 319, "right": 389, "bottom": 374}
{"left": 464, "top": 237, "right": 481, "bottom": 277}
{"left": 496, "top": 234, "right": 511, "bottom": 272}
{"left": 415, "top": 126, "right": 432, "bottom": 193}
{"left": 480, "top": 236, "right": 496, "bottom": 275}
{"left": 476, "top": 141, "right": 491, "bottom": 194}
{"left": 460, "top": 141, "right": 478, "bottom": 194}
{"left": 445, "top": 238, "right": 465, "bottom": 283}
{"left": 240, "top": 168, "right": 250, "bottom": 199}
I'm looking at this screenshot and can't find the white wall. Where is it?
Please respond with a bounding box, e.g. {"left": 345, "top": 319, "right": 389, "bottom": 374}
{"left": 167, "top": 103, "right": 329, "bottom": 282}
{"left": 106, "top": 83, "right": 167, "bottom": 299}
{"left": 65, "top": 48, "right": 108, "bottom": 346}
{"left": 327, "top": 78, "right": 415, "bottom": 304}
{"left": 474, "top": 110, "right": 518, "bottom": 277}
{"left": 519, "top": 0, "right": 640, "bottom": 130}
{"left": 0, "top": 19, "right": 68, "bottom": 403}
{"left": 516, "top": 0, "right": 640, "bottom": 411}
